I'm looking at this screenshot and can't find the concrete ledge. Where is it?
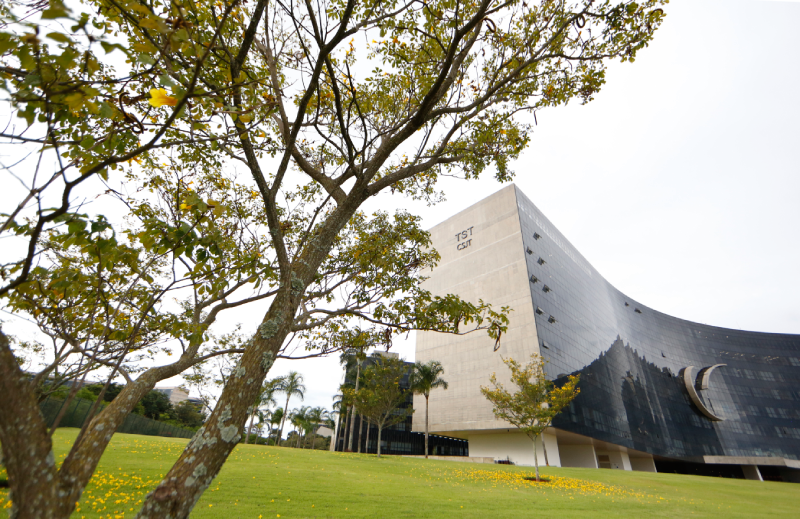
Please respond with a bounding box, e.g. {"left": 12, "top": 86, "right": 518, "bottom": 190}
{"left": 683, "top": 456, "right": 800, "bottom": 468}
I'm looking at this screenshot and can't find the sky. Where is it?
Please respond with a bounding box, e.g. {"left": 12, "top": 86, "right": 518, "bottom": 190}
{"left": 4, "top": 0, "right": 800, "bottom": 415}
{"left": 254, "top": 0, "right": 800, "bottom": 412}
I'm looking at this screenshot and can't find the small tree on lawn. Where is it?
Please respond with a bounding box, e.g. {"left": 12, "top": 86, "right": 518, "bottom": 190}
{"left": 480, "top": 354, "right": 580, "bottom": 481}
{"left": 306, "top": 407, "right": 330, "bottom": 450}
{"left": 268, "top": 408, "right": 284, "bottom": 446}
{"left": 345, "top": 356, "right": 413, "bottom": 458}
{"left": 245, "top": 378, "right": 280, "bottom": 444}
{"left": 409, "top": 360, "right": 449, "bottom": 459}
{"left": 277, "top": 372, "right": 306, "bottom": 445}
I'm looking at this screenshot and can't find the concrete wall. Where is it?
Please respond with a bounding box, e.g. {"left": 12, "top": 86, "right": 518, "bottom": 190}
{"left": 596, "top": 450, "right": 632, "bottom": 471}
{"left": 559, "top": 444, "right": 599, "bottom": 468}
{"left": 413, "top": 185, "right": 540, "bottom": 434}
{"left": 630, "top": 457, "right": 657, "bottom": 472}
{"left": 741, "top": 465, "right": 763, "bottom": 481}
{"left": 467, "top": 430, "right": 560, "bottom": 467}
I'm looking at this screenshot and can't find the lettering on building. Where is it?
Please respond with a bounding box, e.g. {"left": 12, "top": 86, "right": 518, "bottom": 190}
{"left": 456, "top": 226, "right": 474, "bottom": 251}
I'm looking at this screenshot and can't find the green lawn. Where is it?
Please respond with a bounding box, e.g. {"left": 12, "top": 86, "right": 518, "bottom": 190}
{"left": 1, "top": 428, "right": 798, "bottom": 518}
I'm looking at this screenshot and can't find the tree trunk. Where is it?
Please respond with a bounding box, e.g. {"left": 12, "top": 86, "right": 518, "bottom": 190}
{"left": 136, "top": 136, "right": 373, "bottom": 515}
{"left": 532, "top": 435, "right": 540, "bottom": 482}
{"left": 311, "top": 428, "right": 317, "bottom": 450}
{"left": 277, "top": 394, "right": 291, "bottom": 446}
{"left": 56, "top": 362, "right": 195, "bottom": 515}
{"left": 245, "top": 410, "right": 256, "bottom": 445}
{"left": 424, "top": 394, "right": 430, "bottom": 459}
{"left": 357, "top": 417, "right": 363, "bottom": 453}
{"left": 342, "top": 405, "right": 352, "bottom": 451}
{"left": 1, "top": 327, "right": 199, "bottom": 518}
{"left": 0, "top": 330, "right": 59, "bottom": 518}
{"left": 135, "top": 288, "right": 290, "bottom": 517}
{"left": 331, "top": 411, "right": 341, "bottom": 451}
{"left": 346, "top": 362, "right": 361, "bottom": 451}
{"left": 376, "top": 424, "right": 382, "bottom": 458}
{"left": 364, "top": 420, "right": 370, "bottom": 454}
{"left": 542, "top": 434, "right": 550, "bottom": 467}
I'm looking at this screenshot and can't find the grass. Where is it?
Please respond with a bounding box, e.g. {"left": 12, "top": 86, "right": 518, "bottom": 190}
{"left": 1, "top": 428, "right": 798, "bottom": 518}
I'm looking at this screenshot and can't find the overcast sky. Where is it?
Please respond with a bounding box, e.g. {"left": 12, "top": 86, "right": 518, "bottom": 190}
{"left": 279, "top": 0, "right": 800, "bottom": 411}
{"left": 5, "top": 1, "right": 799, "bottom": 414}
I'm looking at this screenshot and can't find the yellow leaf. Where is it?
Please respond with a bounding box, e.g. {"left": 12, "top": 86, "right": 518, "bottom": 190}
{"left": 148, "top": 88, "right": 178, "bottom": 107}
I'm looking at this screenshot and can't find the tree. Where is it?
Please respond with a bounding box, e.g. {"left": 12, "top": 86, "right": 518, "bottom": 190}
{"left": 409, "top": 360, "right": 449, "bottom": 459}
{"left": 331, "top": 390, "right": 347, "bottom": 451}
{"left": 1, "top": 162, "right": 275, "bottom": 516}
{"left": 140, "top": 391, "right": 173, "bottom": 420}
{"left": 169, "top": 401, "right": 207, "bottom": 430}
{"left": 0, "top": 0, "right": 666, "bottom": 515}
{"left": 268, "top": 407, "right": 285, "bottom": 445}
{"left": 276, "top": 372, "right": 306, "bottom": 445}
{"left": 344, "top": 356, "right": 413, "bottom": 458}
{"left": 337, "top": 330, "right": 376, "bottom": 451}
{"left": 85, "top": 383, "right": 124, "bottom": 403}
{"left": 289, "top": 406, "right": 310, "bottom": 448}
{"left": 480, "top": 354, "right": 580, "bottom": 482}
{"left": 245, "top": 378, "right": 280, "bottom": 444}
{"left": 306, "top": 406, "right": 330, "bottom": 450}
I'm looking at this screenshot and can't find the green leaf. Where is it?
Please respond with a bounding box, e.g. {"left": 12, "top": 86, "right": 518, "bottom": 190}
{"left": 41, "top": 7, "right": 72, "bottom": 19}
{"left": 100, "top": 41, "right": 126, "bottom": 54}
{"left": 80, "top": 135, "right": 96, "bottom": 149}
{"left": 159, "top": 74, "right": 176, "bottom": 87}
{"left": 0, "top": 33, "right": 16, "bottom": 54}
{"left": 46, "top": 32, "right": 73, "bottom": 44}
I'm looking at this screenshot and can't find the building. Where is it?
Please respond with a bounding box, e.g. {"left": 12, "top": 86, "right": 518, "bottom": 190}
{"left": 414, "top": 185, "right": 800, "bottom": 481}
{"left": 335, "top": 352, "right": 469, "bottom": 456}
{"left": 154, "top": 386, "right": 202, "bottom": 407}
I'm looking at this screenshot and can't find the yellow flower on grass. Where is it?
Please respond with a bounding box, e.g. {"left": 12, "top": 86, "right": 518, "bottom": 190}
{"left": 148, "top": 89, "right": 178, "bottom": 107}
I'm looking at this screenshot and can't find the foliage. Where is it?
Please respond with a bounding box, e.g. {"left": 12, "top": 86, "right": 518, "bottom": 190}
{"left": 409, "top": 360, "right": 449, "bottom": 458}
{"left": 74, "top": 386, "right": 99, "bottom": 402}
{"left": 0, "top": 0, "right": 666, "bottom": 515}
{"left": 244, "top": 377, "right": 280, "bottom": 443}
{"left": 268, "top": 407, "right": 284, "bottom": 445}
{"left": 85, "top": 383, "right": 124, "bottom": 402}
{"left": 344, "top": 355, "right": 413, "bottom": 457}
{"left": 481, "top": 354, "right": 580, "bottom": 480}
{"left": 276, "top": 371, "right": 306, "bottom": 443}
{"left": 409, "top": 361, "right": 449, "bottom": 398}
{"left": 139, "top": 390, "right": 173, "bottom": 420}
{"left": 166, "top": 401, "right": 207, "bottom": 430}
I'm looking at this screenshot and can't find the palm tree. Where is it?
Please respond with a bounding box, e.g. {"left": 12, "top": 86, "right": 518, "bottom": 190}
{"left": 255, "top": 408, "right": 271, "bottom": 442}
{"left": 340, "top": 347, "right": 369, "bottom": 451}
{"left": 409, "top": 360, "right": 449, "bottom": 459}
{"left": 276, "top": 372, "right": 306, "bottom": 445}
{"left": 245, "top": 378, "right": 280, "bottom": 444}
{"left": 306, "top": 407, "right": 330, "bottom": 450}
{"left": 290, "top": 407, "right": 310, "bottom": 448}
{"left": 331, "top": 392, "right": 346, "bottom": 451}
{"left": 269, "top": 407, "right": 284, "bottom": 445}
{"left": 332, "top": 382, "right": 354, "bottom": 451}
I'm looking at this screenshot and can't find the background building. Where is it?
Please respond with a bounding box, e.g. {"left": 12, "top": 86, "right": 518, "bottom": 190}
{"left": 335, "top": 352, "right": 468, "bottom": 456}
{"left": 414, "top": 185, "right": 800, "bottom": 481}
{"left": 154, "top": 386, "right": 203, "bottom": 408}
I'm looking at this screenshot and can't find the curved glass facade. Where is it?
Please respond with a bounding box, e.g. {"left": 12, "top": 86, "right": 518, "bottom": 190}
{"left": 515, "top": 187, "right": 800, "bottom": 461}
